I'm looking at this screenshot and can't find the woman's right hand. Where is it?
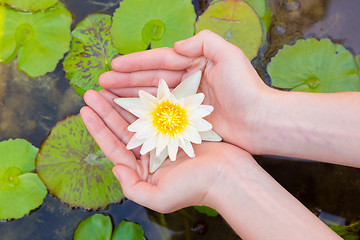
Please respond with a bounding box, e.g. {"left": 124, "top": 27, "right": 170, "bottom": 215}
{"left": 99, "top": 30, "right": 274, "bottom": 155}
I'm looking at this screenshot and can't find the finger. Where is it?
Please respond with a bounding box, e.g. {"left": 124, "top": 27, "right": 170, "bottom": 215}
{"left": 98, "top": 89, "right": 137, "bottom": 124}
{"left": 99, "top": 69, "right": 185, "bottom": 89}
{"left": 80, "top": 107, "right": 137, "bottom": 169}
{"left": 107, "top": 87, "right": 159, "bottom": 98}
{"left": 83, "top": 90, "right": 133, "bottom": 145}
{"left": 97, "top": 89, "right": 141, "bottom": 159}
{"left": 174, "top": 30, "right": 245, "bottom": 62}
{"left": 111, "top": 47, "right": 195, "bottom": 72}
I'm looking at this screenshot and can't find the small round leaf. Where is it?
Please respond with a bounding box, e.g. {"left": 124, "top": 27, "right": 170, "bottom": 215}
{"left": 0, "top": 139, "right": 47, "bottom": 220}
{"left": 196, "top": 0, "right": 263, "bottom": 60}
{"left": 63, "top": 14, "right": 119, "bottom": 95}
{"left": 268, "top": 38, "right": 360, "bottom": 92}
{"left": 1, "top": 0, "right": 58, "bottom": 12}
{"left": 111, "top": 0, "right": 196, "bottom": 54}
{"left": 194, "top": 206, "right": 218, "bottom": 217}
{"left": 112, "top": 221, "right": 145, "bottom": 240}
{"left": 36, "top": 115, "right": 124, "bottom": 209}
{"left": 74, "top": 214, "right": 112, "bottom": 240}
{"left": 0, "top": 2, "right": 72, "bottom": 77}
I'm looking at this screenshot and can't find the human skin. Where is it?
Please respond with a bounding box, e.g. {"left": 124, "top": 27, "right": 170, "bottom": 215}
{"left": 80, "top": 30, "right": 358, "bottom": 239}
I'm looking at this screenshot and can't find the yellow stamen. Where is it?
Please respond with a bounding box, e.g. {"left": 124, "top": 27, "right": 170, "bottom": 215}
{"left": 151, "top": 99, "right": 188, "bottom": 136}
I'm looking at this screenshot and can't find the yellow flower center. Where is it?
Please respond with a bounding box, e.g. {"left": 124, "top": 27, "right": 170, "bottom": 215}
{"left": 151, "top": 99, "right": 188, "bottom": 136}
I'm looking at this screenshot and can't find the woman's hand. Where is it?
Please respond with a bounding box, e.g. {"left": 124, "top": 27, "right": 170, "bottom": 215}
{"left": 80, "top": 90, "right": 340, "bottom": 240}
{"left": 98, "top": 30, "right": 273, "bottom": 155}
{"left": 80, "top": 89, "right": 254, "bottom": 213}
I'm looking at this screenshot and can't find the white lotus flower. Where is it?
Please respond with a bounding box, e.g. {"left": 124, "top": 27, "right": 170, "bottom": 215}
{"left": 114, "top": 70, "right": 222, "bottom": 173}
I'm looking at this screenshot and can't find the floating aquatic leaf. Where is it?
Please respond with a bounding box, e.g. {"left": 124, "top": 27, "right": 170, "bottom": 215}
{"left": 194, "top": 206, "right": 219, "bottom": 217}
{"left": 267, "top": 38, "right": 360, "bottom": 92}
{"left": 36, "top": 114, "right": 124, "bottom": 209}
{"left": 0, "top": 2, "right": 72, "bottom": 77}
{"left": 73, "top": 214, "right": 145, "bottom": 240}
{"left": 245, "top": 0, "right": 272, "bottom": 43}
{"left": 63, "top": 14, "right": 119, "bottom": 96}
{"left": 112, "top": 221, "right": 145, "bottom": 240}
{"left": 355, "top": 55, "right": 360, "bottom": 70}
{"left": 0, "top": 0, "right": 58, "bottom": 11}
{"left": 329, "top": 221, "right": 360, "bottom": 240}
{"left": 196, "top": 0, "right": 263, "bottom": 60}
{"left": 111, "top": 0, "right": 196, "bottom": 54}
{"left": 0, "top": 139, "right": 47, "bottom": 220}
{"left": 74, "top": 214, "right": 112, "bottom": 240}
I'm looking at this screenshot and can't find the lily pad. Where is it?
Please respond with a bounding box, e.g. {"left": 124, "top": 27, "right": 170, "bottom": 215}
{"left": 267, "top": 38, "right": 360, "bottom": 92}
{"left": 194, "top": 206, "right": 218, "bottom": 217}
{"left": 112, "top": 221, "right": 145, "bottom": 240}
{"left": 63, "top": 14, "right": 119, "bottom": 96}
{"left": 0, "top": 0, "right": 58, "bottom": 12}
{"left": 355, "top": 55, "right": 360, "bottom": 70}
{"left": 0, "top": 139, "right": 47, "bottom": 220}
{"left": 74, "top": 214, "right": 112, "bottom": 240}
{"left": 329, "top": 221, "right": 360, "bottom": 240}
{"left": 73, "top": 214, "right": 145, "bottom": 240}
{"left": 0, "top": 2, "right": 72, "bottom": 77}
{"left": 245, "top": 0, "right": 272, "bottom": 43}
{"left": 36, "top": 114, "right": 124, "bottom": 209}
{"left": 111, "top": 0, "right": 196, "bottom": 54}
{"left": 196, "top": 0, "right": 263, "bottom": 60}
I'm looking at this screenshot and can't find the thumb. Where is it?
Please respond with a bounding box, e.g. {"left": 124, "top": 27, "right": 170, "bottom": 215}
{"left": 174, "top": 30, "right": 244, "bottom": 62}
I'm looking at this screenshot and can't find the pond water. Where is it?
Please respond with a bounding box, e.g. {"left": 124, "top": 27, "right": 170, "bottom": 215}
{"left": 1, "top": 0, "right": 360, "bottom": 239}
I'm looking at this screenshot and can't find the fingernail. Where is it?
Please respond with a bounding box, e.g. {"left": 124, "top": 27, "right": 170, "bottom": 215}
{"left": 175, "top": 39, "right": 187, "bottom": 46}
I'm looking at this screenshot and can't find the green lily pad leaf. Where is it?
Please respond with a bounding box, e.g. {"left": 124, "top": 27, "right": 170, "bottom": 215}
{"left": 0, "top": 139, "right": 47, "bottom": 220}
{"left": 329, "top": 221, "right": 360, "bottom": 240}
{"left": 0, "top": 0, "right": 58, "bottom": 12}
{"left": 245, "top": 0, "right": 272, "bottom": 43}
{"left": 196, "top": 0, "right": 263, "bottom": 60}
{"left": 36, "top": 114, "right": 124, "bottom": 209}
{"left": 63, "top": 14, "right": 119, "bottom": 96}
{"left": 112, "top": 221, "right": 145, "bottom": 240}
{"left": 74, "top": 214, "right": 112, "bottom": 240}
{"left": 267, "top": 38, "right": 360, "bottom": 92}
{"left": 355, "top": 55, "right": 360, "bottom": 70}
{"left": 111, "top": 0, "right": 196, "bottom": 54}
{"left": 0, "top": 2, "right": 72, "bottom": 77}
{"left": 194, "top": 206, "right": 219, "bottom": 217}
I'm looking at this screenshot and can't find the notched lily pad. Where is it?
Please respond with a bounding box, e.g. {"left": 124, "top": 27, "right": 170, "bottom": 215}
{"left": 63, "top": 13, "right": 119, "bottom": 96}
{"left": 74, "top": 214, "right": 145, "bottom": 240}
{"left": 112, "top": 221, "right": 145, "bottom": 240}
{"left": 0, "top": 139, "right": 47, "bottom": 220}
{"left": 268, "top": 38, "right": 360, "bottom": 92}
{"left": 0, "top": 0, "right": 58, "bottom": 12}
{"left": 111, "top": 0, "right": 196, "bottom": 54}
{"left": 196, "top": 0, "right": 263, "bottom": 60}
{"left": 0, "top": 2, "right": 72, "bottom": 77}
{"left": 36, "top": 114, "right": 124, "bottom": 209}
{"left": 74, "top": 214, "right": 112, "bottom": 240}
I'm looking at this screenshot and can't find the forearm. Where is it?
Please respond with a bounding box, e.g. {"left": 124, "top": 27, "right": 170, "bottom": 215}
{"left": 206, "top": 155, "right": 340, "bottom": 239}
{"left": 253, "top": 90, "right": 360, "bottom": 167}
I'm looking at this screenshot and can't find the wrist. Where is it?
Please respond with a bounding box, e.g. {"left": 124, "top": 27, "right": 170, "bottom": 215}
{"left": 201, "top": 148, "right": 259, "bottom": 210}
{"left": 235, "top": 86, "right": 281, "bottom": 155}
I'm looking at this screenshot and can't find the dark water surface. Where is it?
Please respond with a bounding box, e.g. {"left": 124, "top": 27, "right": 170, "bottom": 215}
{"left": 1, "top": 0, "right": 360, "bottom": 239}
